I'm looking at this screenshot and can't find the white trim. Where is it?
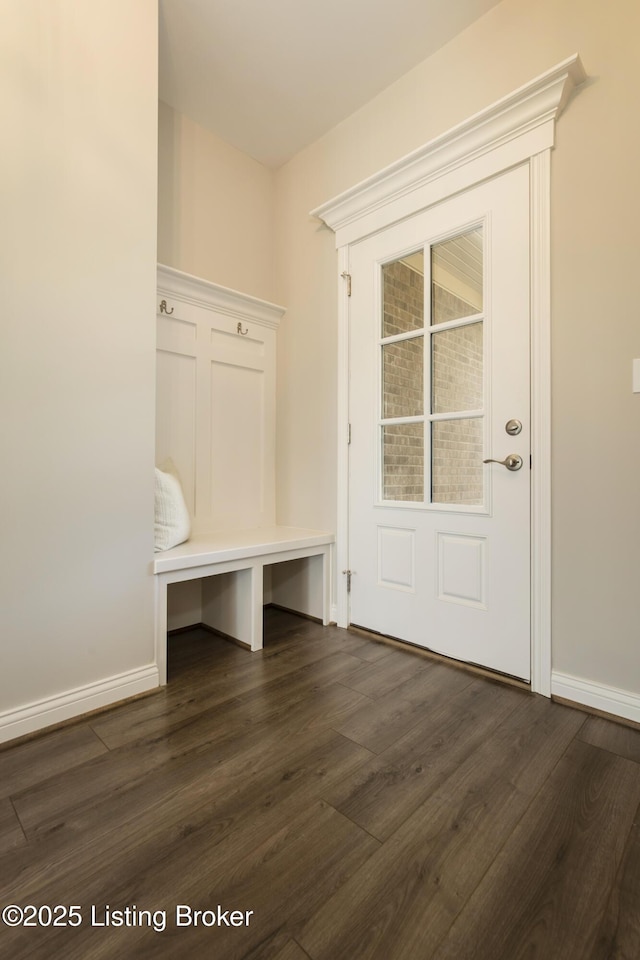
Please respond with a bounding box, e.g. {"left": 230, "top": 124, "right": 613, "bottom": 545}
{"left": 157, "top": 264, "right": 286, "bottom": 330}
{"left": 324, "top": 56, "right": 588, "bottom": 696}
{"left": 336, "top": 246, "right": 351, "bottom": 627}
{"left": 552, "top": 672, "right": 640, "bottom": 726}
{"left": 0, "top": 666, "right": 159, "bottom": 745}
{"left": 530, "top": 151, "right": 552, "bottom": 696}
{"left": 312, "top": 55, "right": 585, "bottom": 247}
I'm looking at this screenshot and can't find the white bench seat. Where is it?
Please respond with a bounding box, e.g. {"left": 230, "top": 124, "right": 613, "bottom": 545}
{"left": 154, "top": 526, "right": 334, "bottom": 683}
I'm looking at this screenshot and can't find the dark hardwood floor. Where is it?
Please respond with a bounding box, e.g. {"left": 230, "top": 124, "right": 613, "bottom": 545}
{"left": 1, "top": 609, "right": 639, "bottom": 960}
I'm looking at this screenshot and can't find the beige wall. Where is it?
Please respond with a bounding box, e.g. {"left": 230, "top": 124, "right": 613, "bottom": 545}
{"left": 21, "top": 0, "right": 631, "bottom": 713}
{"left": 274, "top": 0, "right": 640, "bottom": 692}
{"left": 158, "top": 101, "right": 276, "bottom": 301}
{"left": 0, "top": 1, "right": 158, "bottom": 729}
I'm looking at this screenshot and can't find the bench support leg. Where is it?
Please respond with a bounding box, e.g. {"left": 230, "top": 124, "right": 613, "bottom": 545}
{"left": 250, "top": 562, "right": 263, "bottom": 651}
{"left": 322, "top": 546, "right": 331, "bottom": 626}
{"left": 155, "top": 576, "right": 168, "bottom": 686}
{"left": 201, "top": 565, "right": 264, "bottom": 651}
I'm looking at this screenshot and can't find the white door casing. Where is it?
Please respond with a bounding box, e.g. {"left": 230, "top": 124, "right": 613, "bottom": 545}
{"left": 348, "top": 167, "right": 530, "bottom": 679}
{"left": 312, "top": 55, "right": 587, "bottom": 695}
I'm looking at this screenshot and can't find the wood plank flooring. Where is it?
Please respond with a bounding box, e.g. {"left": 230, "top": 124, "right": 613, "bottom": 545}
{"left": 1, "top": 608, "right": 639, "bottom": 960}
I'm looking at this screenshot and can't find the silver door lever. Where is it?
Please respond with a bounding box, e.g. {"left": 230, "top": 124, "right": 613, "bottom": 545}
{"left": 483, "top": 454, "right": 523, "bottom": 471}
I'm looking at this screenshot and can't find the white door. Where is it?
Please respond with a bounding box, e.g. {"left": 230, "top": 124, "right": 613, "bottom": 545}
{"left": 348, "top": 165, "right": 531, "bottom": 680}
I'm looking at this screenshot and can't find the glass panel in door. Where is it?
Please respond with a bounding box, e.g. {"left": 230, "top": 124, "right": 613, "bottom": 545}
{"left": 378, "top": 226, "right": 485, "bottom": 506}
{"left": 430, "top": 226, "right": 485, "bottom": 506}
{"left": 382, "top": 253, "right": 424, "bottom": 337}
{"left": 380, "top": 250, "right": 426, "bottom": 502}
{"left": 431, "top": 418, "right": 484, "bottom": 505}
{"left": 431, "top": 323, "right": 483, "bottom": 414}
{"left": 431, "top": 227, "right": 483, "bottom": 323}
{"left": 382, "top": 423, "right": 424, "bottom": 502}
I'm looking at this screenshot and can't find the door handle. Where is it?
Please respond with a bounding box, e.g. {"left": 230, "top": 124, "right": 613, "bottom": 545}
{"left": 483, "top": 454, "right": 523, "bottom": 471}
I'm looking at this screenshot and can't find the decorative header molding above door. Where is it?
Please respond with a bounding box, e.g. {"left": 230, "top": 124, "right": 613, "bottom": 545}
{"left": 312, "top": 54, "right": 586, "bottom": 247}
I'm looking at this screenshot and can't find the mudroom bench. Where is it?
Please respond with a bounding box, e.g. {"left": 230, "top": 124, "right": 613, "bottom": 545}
{"left": 154, "top": 526, "right": 334, "bottom": 684}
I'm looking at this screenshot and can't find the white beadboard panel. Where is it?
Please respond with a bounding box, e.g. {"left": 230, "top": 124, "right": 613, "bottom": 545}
{"left": 210, "top": 363, "right": 266, "bottom": 529}
{"left": 156, "top": 350, "right": 197, "bottom": 514}
{"left": 156, "top": 266, "right": 281, "bottom": 536}
{"left": 156, "top": 313, "right": 197, "bottom": 353}
{"left": 211, "top": 327, "right": 266, "bottom": 366}
{"left": 552, "top": 672, "right": 640, "bottom": 725}
{"left": 0, "top": 667, "right": 159, "bottom": 745}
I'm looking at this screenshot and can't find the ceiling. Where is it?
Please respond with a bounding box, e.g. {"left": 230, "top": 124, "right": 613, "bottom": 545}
{"left": 158, "top": 0, "right": 503, "bottom": 168}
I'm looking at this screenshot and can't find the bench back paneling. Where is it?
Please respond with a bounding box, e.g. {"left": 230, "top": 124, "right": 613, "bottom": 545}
{"left": 156, "top": 265, "right": 285, "bottom": 534}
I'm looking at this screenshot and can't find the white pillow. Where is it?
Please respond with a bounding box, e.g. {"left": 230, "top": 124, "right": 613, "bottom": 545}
{"left": 154, "top": 464, "right": 191, "bottom": 552}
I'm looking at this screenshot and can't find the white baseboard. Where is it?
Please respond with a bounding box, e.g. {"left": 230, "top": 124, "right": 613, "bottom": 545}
{"left": 551, "top": 671, "right": 640, "bottom": 725}
{"left": 330, "top": 603, "right": 338, "bottom": 625}
{"left": 0, "top": 665, "right": 159, "bottom": 745}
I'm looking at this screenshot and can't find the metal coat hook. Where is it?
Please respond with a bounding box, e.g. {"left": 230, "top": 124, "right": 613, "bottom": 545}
{"left": 159, "top": 300, "right": 174, "bottom": 315}
{"left": 237, "top": 322, "right": 249, "bottom": 335}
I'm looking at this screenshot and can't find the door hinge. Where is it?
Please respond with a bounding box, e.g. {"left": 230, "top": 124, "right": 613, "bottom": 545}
{"left": 347, "top": 422, "right": 351, "bottom": 444}
{"left": 341, "top": 271, "right": 352, "bottom": 296}
{"left": 343, "top": 569, "right": 352, "bottom": 592}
